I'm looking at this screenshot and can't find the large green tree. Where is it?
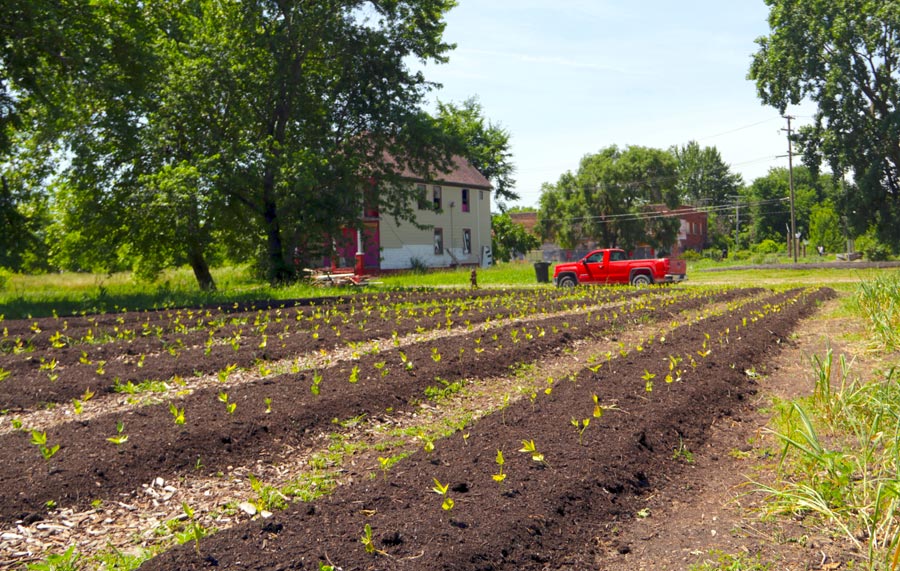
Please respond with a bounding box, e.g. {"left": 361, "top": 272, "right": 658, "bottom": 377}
{"left": 19, "top": 0, "right": 458, "bottom": 288}
{"left": 538, "top": 145, "right": 681, "bottom": 252}
{"left": 750, "top": 0, "right": 900, "bottom": 249}
{"left": 671, "top": 141, "right": 743, "bottom": 206}
{"left": 743, "top": 166, "right": 820, "bottom": 244}
{"left": 434, "top": 97, "right": 518, "bottom": 208}
{"left": 491, "top": 212, "right": 539, "bottom": 263}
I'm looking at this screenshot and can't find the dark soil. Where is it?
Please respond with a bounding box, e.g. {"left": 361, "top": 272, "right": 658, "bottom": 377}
{"left": 1, "top": 287, "right": 748, "bottom": 523}
{"left": 126, "top": 287, "right": 832, "bottom": 571}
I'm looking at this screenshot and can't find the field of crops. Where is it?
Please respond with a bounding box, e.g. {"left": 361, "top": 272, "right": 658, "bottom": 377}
{"left": 0, "top": 285, "right": 833, "bottom": 570}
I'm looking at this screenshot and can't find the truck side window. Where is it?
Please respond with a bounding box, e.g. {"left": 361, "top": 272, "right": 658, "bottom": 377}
{"left": 610, "top": 251, "right": 625, "bottom": 262}
{"left": 585, "top": 252, "right": 602, "bottom": 263}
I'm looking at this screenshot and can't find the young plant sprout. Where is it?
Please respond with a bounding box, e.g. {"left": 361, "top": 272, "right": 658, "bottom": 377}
{"left": 107, "top": 421, "right": 128, "bottom": 445}
{"left": 169, "top": 403, "right": 186, "bottom": 425}
{"left": 642, "top": 369, "right": 656, "bottom": 392}
{"left": 519, "top": 439, "right": 545, "bottom": 464}
{"left": 492, "top": 450, "right": 507, "bottom": 484}
{"left": 571, "top": 417, "right": 591, "bottom": 445}
{"left": 31, "top": 430, "right": 60, "bottom": 460}
{"left": 431, "top": 478, "right": 454, "bottom": 511}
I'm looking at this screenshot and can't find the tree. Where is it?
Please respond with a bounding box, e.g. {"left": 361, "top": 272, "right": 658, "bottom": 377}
{"left": 808, "top": 200, "right": 845, "bottom": 253}
{"left": 750, "top": 0, "right": 900, "bottom": 250}
{"left": 744, "top": 166, "right": 819, "bottom": 243}
{"left": 671, "top": 141, "right": 743, "bottom": 206}
{"left": 19, "top": 0, "right": 459, "bottom": 288}
{"left": 434, "top": 97, "right": 518, "bottom": 208}
{"left": 538, "top": 146, "right": 681, "bottom": 252}
{"left": 491, "top": 212, "right": 539, "bottom": 263}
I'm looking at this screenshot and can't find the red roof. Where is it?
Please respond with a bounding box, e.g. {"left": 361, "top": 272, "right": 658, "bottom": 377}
{"left": 396, "top": 155, "right": 492, "bottom": 190}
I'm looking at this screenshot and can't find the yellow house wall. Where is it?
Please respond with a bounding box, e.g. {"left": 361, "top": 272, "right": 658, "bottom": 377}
{"left": 379, "top": 183, "right": 492, "bottom": 269}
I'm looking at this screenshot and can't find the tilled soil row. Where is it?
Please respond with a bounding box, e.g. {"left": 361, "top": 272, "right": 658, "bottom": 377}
{"left": 0, "top": 288, "right": 755, "bottom": 524}
{"left": 137, "top": 287, "right": 835, "bottom": 571}
{"left": 0, "top": 288, "right": 772, "bottom": 567}
{"left": 0, "top": 288, "right": 658, "bottom": 409}
{"left": 1, "top": 288, "right": 616, "bottom": 356}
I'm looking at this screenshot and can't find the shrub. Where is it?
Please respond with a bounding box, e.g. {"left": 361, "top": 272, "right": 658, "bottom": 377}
{"left": 680, "top": 250, "right": 701, "bottom": 261}
{"left": 408, "top": 257, "right": 429, "bottom": 274}
{"left": 0, "top": 267, "right": 11, "bottom": 291}
{"left": 731, "top": 249, "right": 752, "bottom": 261}
{"left": 856, "top": 232, "right": 893, "bottom": 261}
{"left": 701, "top": 248, "right": 723, "bottom": 261}
{"left": 753, "top": 239, "right": 781, "bottom": 255}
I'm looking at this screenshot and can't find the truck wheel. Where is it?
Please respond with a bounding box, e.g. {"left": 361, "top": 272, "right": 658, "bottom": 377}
{"left": 558, "top": 275, "right": 576, "bottom": 288}
{"left": 631, "top": 273, "right": 652, "bottom": 286}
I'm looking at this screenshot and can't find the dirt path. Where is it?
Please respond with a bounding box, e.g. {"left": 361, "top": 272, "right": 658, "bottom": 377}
{"left": 594, "top": 294, "right": 864, "bottom": 570}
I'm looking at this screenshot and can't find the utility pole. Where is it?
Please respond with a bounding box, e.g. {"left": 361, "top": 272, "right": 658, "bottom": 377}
{"left": 727, "top": 194, "right": 740, "bottom": 250}
{"left": 782, "top": 115, "right": 798, "bottom": 263}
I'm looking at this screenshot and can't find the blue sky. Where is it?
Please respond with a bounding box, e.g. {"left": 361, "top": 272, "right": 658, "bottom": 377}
{"left": 418, "top": 0, "right": 817, "bottom": 208}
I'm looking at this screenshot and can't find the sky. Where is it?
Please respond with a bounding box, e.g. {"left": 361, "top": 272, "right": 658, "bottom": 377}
{"left": 417, "top": 0, "right": 818, "bottom": 208}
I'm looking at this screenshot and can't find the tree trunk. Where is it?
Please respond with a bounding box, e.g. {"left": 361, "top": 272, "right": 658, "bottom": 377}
{"left": 263, "top": 194, "right": 292, "bottom": 285}
{"left": 187, "top": 237, "right": 216, "bottom": 292}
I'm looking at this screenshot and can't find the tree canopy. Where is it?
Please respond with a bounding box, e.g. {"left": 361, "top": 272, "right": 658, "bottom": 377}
{"left": 750, "top": 0, "right": 900, "bottom": 249}
{"left": 672, "top": 141, "right": 743, "bottom": 206}
{"left": 537, "top": 145, "right": 681, "bottom": 252}
{"left": 434, "top": 97, "right": 518, "bottom": 208}
{"left": 4, "top": 0, "right": 460, "bottom": 287}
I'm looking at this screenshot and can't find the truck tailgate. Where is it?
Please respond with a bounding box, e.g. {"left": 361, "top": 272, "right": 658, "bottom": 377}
{"left": 668, "top": 258, "right": 687, "bottom": 275}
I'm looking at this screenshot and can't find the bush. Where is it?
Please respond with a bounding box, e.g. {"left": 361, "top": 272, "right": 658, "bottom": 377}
{"left": 0, "top": 267, "right": 11, "bottom": 291}
{"left": 856, "top": 232, "right": 893, "bottom": 261}
{"left": 408, "top": 257, "right": 429, "bottom": 274}
{"left": 862, "top": 242, "right": 892, "bottom": 262}
{"left": 731, "top": 249, "right": 752, "bottom": 261}
{"left": 702, "top": 248, "right": 723, "bottom": 261}
{"left": 753, "top": 239, "right": 781, "bottom": 255}
{"left": 680, "top": 250, "right": 701, "bottom": 261}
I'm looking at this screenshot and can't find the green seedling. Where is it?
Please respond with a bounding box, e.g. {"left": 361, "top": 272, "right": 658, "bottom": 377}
{"left": 592, "top": 394, "right": 603, "bottom": 418}
{"left": 642, "top": 369, "right": 656, "bottom": 392}
{"left": 519, "top": 439, "right": 545, "bottom": 464}
{"left": 571, "top": 417, "right": 591, "bottom": 445}
{"left": 431, "top": 478, "right": 454, "bottom": 511}
{"left": 311, "top": 370, "right": 323, "bottom": 395}
{"left": 169, "top": 403, "right": 186, "bottom": 425}
{"left": 349, "top": 364, "right": 360, "bottom": 384}
{"left": 264, "top": 397, "right": 272, "bottom": 414}
{"left": 72, "top": 398, "right": 83, "bottom": 414}
{"left": 0, "top": 367, "right": 10, "bottom": 382}
{"left": 360, "top": 523, "right": 386, "bottom": 555}
{"left": 179, "top": 502, "right": 206, "bottom": 554}
{"left": 107, "top": 421, "right": 128, "bottom": 445}
{"left": 492, "top": 450, "right": 507, "bottom": 484}
{"left": 31, "top": 430, "right": 60, "bottom": 460}
{"left": 217, "top": 363, "right": 238, "bottom": 383}
{"left": 431, "top": 347, "right": 441, "bottom": 362}
{"left": 218, "top": 392, "right": 236, "bottom": 414}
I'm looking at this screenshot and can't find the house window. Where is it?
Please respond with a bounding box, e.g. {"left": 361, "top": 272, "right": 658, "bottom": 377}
{"left": 479, "top": 190, "right": 484, "bottom": 201}
{"left": 416, "top": 184, "right": 428, "bottom": 210}
{"left": 433, "top": 186, "right": 442, "bottom": 210}
{"left": 434, "top": 228, "right": 443, "bottom": 255}
{"left": 463, "top": 229, "right": 471, "bottom": 255}
{"left": 461, "top": 188, "right": 470, "bottom": 212}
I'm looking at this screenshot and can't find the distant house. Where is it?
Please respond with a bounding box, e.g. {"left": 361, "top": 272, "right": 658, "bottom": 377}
{"left": 668, "top": 206, "right": 708, "bottom": 256}
{"left": 331, "top": 156, "right": 493, "bottom": 271}
{"left": 513, "top": 206, "right": 707, "bottom": 261}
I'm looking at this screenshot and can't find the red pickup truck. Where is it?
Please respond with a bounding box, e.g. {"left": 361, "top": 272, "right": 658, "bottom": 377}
{"left": 552, "top": 249, "right": 687, "bottom": 287}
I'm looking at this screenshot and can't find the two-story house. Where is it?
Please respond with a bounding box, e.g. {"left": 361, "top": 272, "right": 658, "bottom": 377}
{"left": 332, "top": 156, "right": 493, "bottom": 271}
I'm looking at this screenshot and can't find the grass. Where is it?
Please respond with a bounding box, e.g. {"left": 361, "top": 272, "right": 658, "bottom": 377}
{"left": 4, "top": 259, "right": 898, "bottom": 320}
{"left": 753, "top": 276, "right": 900, "bottom": 570}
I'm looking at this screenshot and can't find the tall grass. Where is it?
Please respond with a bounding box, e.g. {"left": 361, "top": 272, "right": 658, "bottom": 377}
{"left": 760, "top": 340, "right": 900, "bottom": 568}
{"left": 856, "top": 271, "right": 900, "bottom": 352}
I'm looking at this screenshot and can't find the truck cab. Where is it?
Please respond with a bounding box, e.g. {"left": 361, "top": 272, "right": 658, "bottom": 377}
{"left": 552, "top": 249, "right": 686, "bottom": 287}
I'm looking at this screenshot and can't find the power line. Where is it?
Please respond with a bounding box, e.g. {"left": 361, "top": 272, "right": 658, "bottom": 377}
{"left": 537, "top": 197, "right": 788, "bottom": 225}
